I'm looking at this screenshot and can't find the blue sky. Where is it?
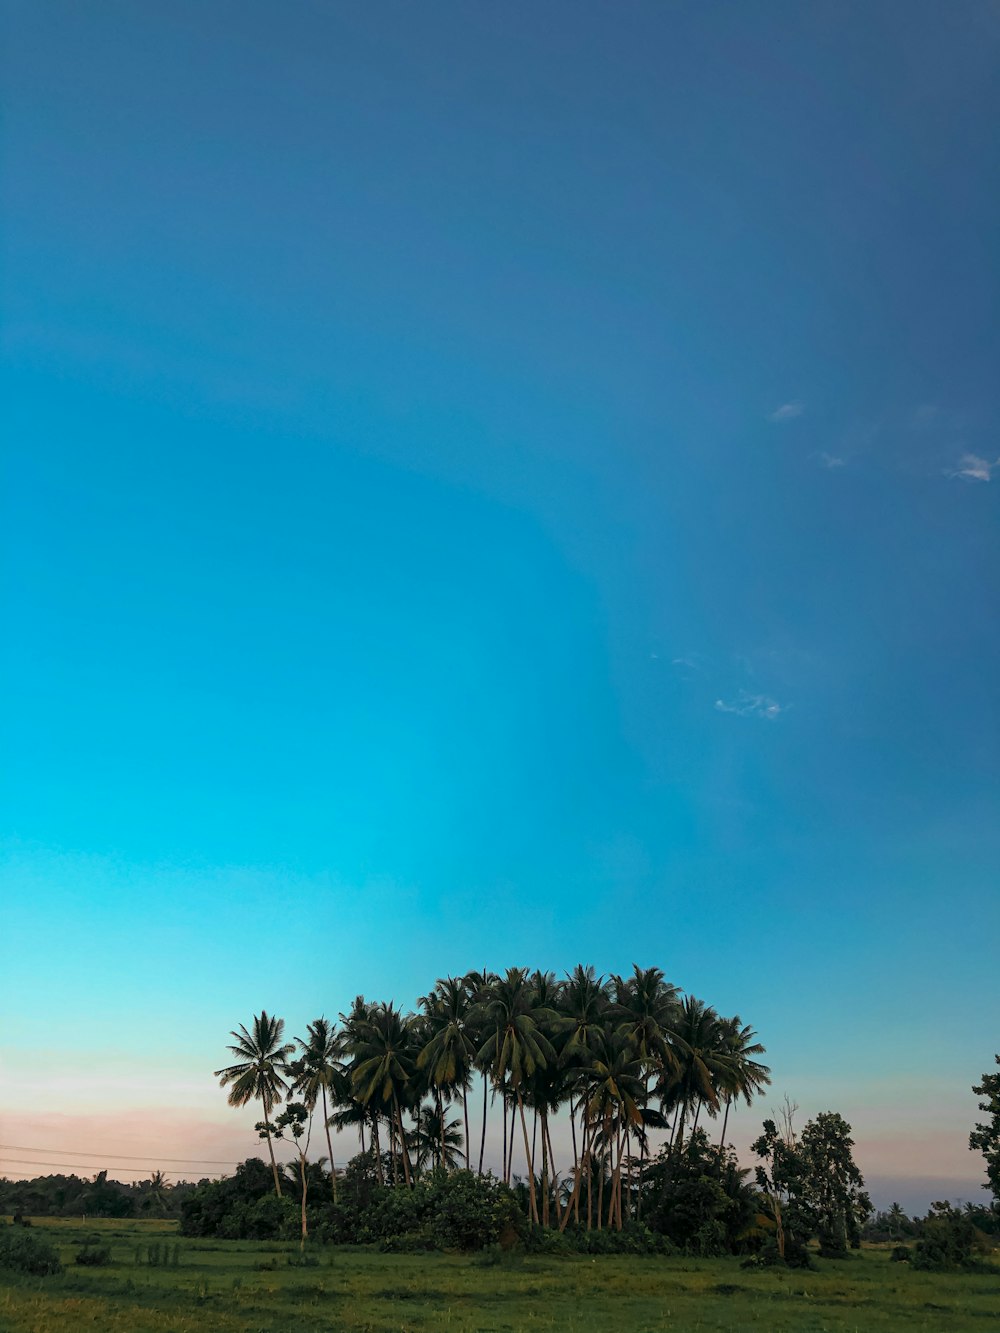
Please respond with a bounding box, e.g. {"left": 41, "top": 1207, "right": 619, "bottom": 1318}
{"left": 2, "top": 2, "right": 998, "bottom": 1209}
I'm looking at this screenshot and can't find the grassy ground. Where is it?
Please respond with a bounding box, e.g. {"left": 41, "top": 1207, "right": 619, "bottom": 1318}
{"left": 1, "top": 1218, "right": 998, "bottom": 1333}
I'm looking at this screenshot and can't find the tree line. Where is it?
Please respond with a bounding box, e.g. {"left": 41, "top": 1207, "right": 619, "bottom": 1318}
{"left": 215, "top": 964, "right": 770, "bottom": 1235}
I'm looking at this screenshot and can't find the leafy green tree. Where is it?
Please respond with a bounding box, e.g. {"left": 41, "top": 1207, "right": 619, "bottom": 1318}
{"left": 798, "top": 1111, "right": 871, "bottom": 1255}
{"left": 970, "top": 1055, "right": 1000, "bottom": 1206}
{"left": 266, "top": 1097, "right": 312, "bottom": 1248}
{"left": 752, "top": 1109, "right": 871, "bottom": 1261}
{"left": 214, "top": 1011, "right": 294, "bottom": 1197}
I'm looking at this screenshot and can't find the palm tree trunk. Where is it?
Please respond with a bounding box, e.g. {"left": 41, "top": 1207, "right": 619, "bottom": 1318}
{"left": 395, "top": 1097, "right": 413, "bottom": 1188}
{"left": 540, "top": 1108, "right": 550, "bottom": 1228}
{"left": 462, "top": 1084, "right": 471, "bottom": 1171}
{"left": 298, "top": 1152, "right": 308, "bottom": 1251}
{"left": 546, "top": 1118, "right": 565, "bottom": 1229}
{"left": 321, "top": 1085, "right": 337, "bottom": 1202}
{"left": 478, "top": 1074, "right": 488, "bottom": 1175}
{"left": 560, "top": 1110, "right": 585, "bottom": 1233}
{"left": 437, "top": 1087, "right": 446, "bottom": 1172}
{"left": 718, "top": 1095, "right": 732, "bottom": 1149}
{"left": 502, "top": 1094, "right": 509, "bottom": 1182}
{"left": 372, "top": 1117, "right": 384, "bottom": 1185}
{"left": 596, "top": 1120, "right": 606, "bottom": 1231}
{"left": 261, "top": 1103, "right": 282, "bottom": 1197}
{"left": 516, "top": 1091, "right": 539, "bottom": 1225}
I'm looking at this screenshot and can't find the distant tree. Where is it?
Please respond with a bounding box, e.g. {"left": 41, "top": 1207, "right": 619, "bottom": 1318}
{"left": 970, "top": 1055, "right": 1000, "bottom": 1207}
{"left": 752, "top": 1108, "right": 871, "bottom": 1261}
{"left": 266, "top": 1096, "right": 311, "bottom": 1249}
{"left": 214, "top": 1011, "right": 294, "bottom": 1197}
{"left": 798, "top": 1112, "right": 871, "bottom": 1254}
{"left": 296, "top": 1017, "right": 344, "bottom": 1203}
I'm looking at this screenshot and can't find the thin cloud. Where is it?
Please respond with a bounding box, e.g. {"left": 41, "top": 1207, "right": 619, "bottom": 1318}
{"left": 715, "top": 691, "right": 784, "bottom": 721}
{"left": 768, "top": 401, "right": 803, "bottom": 422}
{"left": 818, "top": 452, "right": 845, "bottom": 469}
{"left": 949, "top": 453, "right": 998, "bottom": 483}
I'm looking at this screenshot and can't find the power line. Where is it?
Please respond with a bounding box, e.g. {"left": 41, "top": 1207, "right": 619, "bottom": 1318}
{"left": 0, "top": 1157, "right": 195, "bottom": 1177}
{"left": 0, "top": 1144, "right": 240, "bottom": 1166}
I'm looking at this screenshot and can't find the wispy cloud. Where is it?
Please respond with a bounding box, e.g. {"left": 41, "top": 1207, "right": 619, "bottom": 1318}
{"left": 714, "top": 691, "right": 785, "bottom": 721}
{"left": 948, "top": 453, "right": 998, "bottom": 483}
{"left": 768, "top": 401, "right": 803, "bottom": 422}
{"left": 818, "top": 452, "right": 845, "bottom": 469}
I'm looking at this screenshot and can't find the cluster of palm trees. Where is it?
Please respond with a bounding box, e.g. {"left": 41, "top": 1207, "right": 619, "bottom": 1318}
{"left": 214, "top": 965, "right": 770, "bottom": 1231}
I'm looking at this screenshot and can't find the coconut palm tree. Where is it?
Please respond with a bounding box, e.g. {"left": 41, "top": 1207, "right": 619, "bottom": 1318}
{"left": 296, "top": 1016, "right": 345, "bottom": 1202}
{"left": 586, "top": 1026, "right": 645, "bottom": 1229}
{"left": 657, "top": 996, "right": 725, "bottom": 1160}
{"left": 347, "top": 1001, "right": 418, "bottom": 1187}
{"left": 611, "top": 965, "right": 682, "bottom": 1212}
{"left": 715, "top": 1015, "right": 771, "bottom": 1148}
{"left": 418, "top": 977, "right": 476, "bottom": 1170}
{"left": 558, "top": 965, "right": 610, "bottom": 1229}
{"left": 214, "top": 1011, "right": 294, "bottom": 1197}
{"left": 411, "top": 1102, "right": 465, "bottom": 1174}
{"left": 471, "top": 967, "right": 557, "bottom": 1224}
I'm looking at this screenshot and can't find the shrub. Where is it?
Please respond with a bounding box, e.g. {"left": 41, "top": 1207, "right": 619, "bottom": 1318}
{"left": 912, "top": 1202, "right": 988, "bottom": 1272}
{"left": 0, "top": 1223, "right": 63, "bottom": 1276}
{"left": 75, "top": 1242, "right": 112, "bottom": 1266}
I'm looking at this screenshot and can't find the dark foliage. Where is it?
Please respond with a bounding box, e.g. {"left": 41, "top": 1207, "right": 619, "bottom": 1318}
{"left": 911, "top": 1201, "right": 991, "bottom": 1272}
{"left": 0, "top": 1222, "right": 63, "bottom": 1276}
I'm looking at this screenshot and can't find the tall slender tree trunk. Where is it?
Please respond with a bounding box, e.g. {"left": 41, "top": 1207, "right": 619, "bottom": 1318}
{"left": 560, "top": 1110, "right": 585, "bottom": 1233}
{"left": 531, "top": 1108, "right": 538, "bottom": 1179}
{"left": 298, "top": 1152, "right": 308, "bottom": 1250}
{"left": 540, "top": 1109, "right": 550, "bottom": 1227}
{"left": 321, "top": 1085, "right": 337, "bottom": 1202}
{"left": 502, "top": 1094, "right": 509, "bottom": 1181}
{"left": 546, "top": 1118, "right": 565, "bottom": 1229}
{"left": 516, "top": 1091, "right": 539, "bottom": 1224}
{"left": 478, "top": 1075, "right": 488, "bottom": 1175}
{"left": 436, "top": 1087, "right": 446, "bottom": 1172}
{"left": 718, "top": 1095, "right": 732, "bottom": 1149}
{"left": 261, "top": 1103, "right": 282, "bottom": 1197}
{"left": 462, "top": 1084, "right": 471, "bottom": 1171}
{"left": 586, "top": 1113, "right": 593, "bottom": 1230}
{"left": 394, "top": 1097, "right": 413, "bottom": 1187}
{"left": 596, "top": 1120, "right": 607, "bottom": 1230}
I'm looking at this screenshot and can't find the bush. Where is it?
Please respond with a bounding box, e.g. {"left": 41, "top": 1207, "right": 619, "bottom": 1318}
{"left": 912, "top": 1202, "right": 988, "bottom": 1272}
{"left": 0, "top": 1223, "right": 63, "bottom": 1276}
{"left": 741, "top": 1236, "right": 814, "bottom": 1270}
{"left": 75, "top": 1242, "right": 112, "bottom": 1266}
{"left": 890, "top": 1244, "right": 912, "bottom": 1263}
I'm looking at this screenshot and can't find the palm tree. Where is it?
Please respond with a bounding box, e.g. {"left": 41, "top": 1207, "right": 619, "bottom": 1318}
{"left": 586, "top": 1026, "right": 645, "bottom": 1228}
{"left": 471, "top": 967, "right": 557, "bottom": 1224}
{"left": 296, "top": 1017, "right": 344, "bottom": 1201}
{"left": 214, "top": 1011, "right": 294, "bottom": 1196}
{"left": 657, "top": 996, "right": 725, "bottom": 1161}
{"left": 418, "top": 977, "right": 476, "bottom": 1170}
{"left": 463, "top": 968, "right": 498, "bottom": 1174}
{"left": 411, "top": 1103, "right": 465, "bottom": 1174}
{"left": 559, "top": 965, "right": 610, "bottom": 1229}
{"left": 611, "top": 966, "right": 682, "bottom": 1213}
{"left": 347, "top": 1001, "right": 418, "bottom": 1187}
{"left": 715, "top": 1015, "right": 770, "bottom": 1148}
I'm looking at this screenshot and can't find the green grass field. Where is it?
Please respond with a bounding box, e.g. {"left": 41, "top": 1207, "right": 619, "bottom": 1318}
{"left": 1, "top": 1218, "right": 997, "bottom": 1333}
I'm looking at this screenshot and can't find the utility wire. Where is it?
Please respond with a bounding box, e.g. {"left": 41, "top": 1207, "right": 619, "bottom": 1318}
{"left": 0, "top": 1157, "right": 192, "bottom": 1176}
{"left": 0, "top": 1144, "right": 240, "bottom": 1166}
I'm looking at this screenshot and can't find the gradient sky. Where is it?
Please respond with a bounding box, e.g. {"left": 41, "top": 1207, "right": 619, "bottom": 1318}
{"left": 2, "top": 2, "right": 998, "bottom": 1214}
